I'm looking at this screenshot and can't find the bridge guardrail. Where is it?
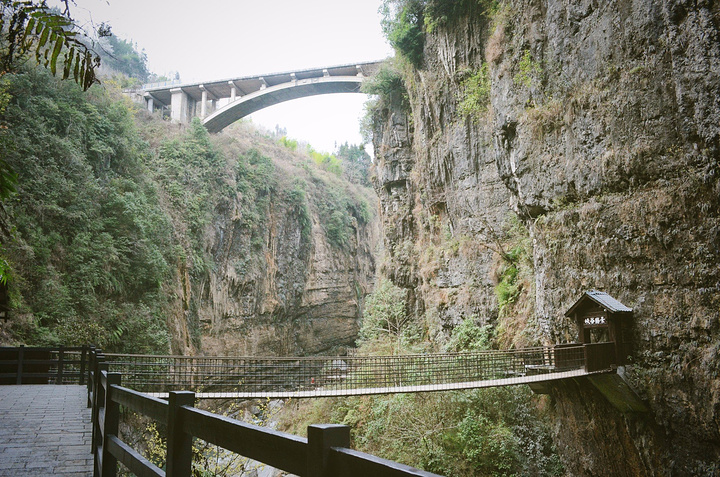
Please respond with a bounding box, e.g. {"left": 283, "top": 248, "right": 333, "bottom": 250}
{"left": 0, "top": 345, "right": 90, "bottom": 385}
{"left": 89, "top": 350, "right": 443, "bottom": 477}
{"left": 103, "top": 345, "right": 590, "bottom": 397}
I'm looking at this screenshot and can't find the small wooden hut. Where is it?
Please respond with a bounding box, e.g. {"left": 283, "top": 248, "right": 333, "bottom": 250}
{"left": 564, "top": 290, "right": 633, "bottom": 366}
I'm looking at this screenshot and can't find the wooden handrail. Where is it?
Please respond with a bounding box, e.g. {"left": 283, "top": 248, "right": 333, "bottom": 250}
{"left": 89, "top": 348, "right": 443, "bottom": 477}
{"left": 111, "top": 385, "right": 168, "bottom": 422}
{"left": 0, "top": 345, "right": 91, "bottom": 385}
{"left": 330, "top": 447, "right": 441, "bottom": 476}
{"left": 181, "top": 405, "right": 307, "bottom": 475}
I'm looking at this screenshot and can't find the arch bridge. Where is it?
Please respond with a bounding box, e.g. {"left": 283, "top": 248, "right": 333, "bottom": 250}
{"left": 140, "top": 61, "right": 382, "bottom": 133}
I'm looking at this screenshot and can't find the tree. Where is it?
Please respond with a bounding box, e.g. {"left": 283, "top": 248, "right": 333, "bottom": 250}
{"left": 336, "top": 142, "right": 372, "bottom": 186}
{"left": 359, "top": 278, "right": 420, "bottom": 353}
{"left": 0, "top": 0, "right": 104, "bottom": 285}
{"left": 0, "top": 1, "right": 103, "bottom": 90}
{"left": 99, "top": 34, "right": 149, "bottom": 81}
{"left": 380, "top": 0, "right": 426, "bottom": 67}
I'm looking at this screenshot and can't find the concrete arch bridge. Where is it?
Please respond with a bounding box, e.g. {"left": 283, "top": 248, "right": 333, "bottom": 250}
{"left": 140, "top": 61, "right": 382, "bottom": 133}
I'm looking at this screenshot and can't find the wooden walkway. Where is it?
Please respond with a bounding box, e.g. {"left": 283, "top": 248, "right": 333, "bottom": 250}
{"left": 0, "top": 385, "right": 92, "bottom": 476}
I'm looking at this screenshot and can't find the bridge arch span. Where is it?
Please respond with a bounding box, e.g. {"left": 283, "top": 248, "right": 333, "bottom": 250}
{"left": 139, "top": 61, "right": 382, "bottom": 132}
{"left": 203, "top": 75, "right": 363, "bottom": 133}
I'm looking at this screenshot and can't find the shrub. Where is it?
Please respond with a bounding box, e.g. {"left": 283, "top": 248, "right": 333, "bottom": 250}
{"left": 312, "top": 178, "right": 369, "bottom": 249}
{"left": 326, "top": 210, "right": 349, "bottom": 246}
{"left": 457, "top": 64, "right": 491, "bottom": 119}
{"left": 514, "top": 50, "right": 542, "bottom": 89}
{"left": 381, "top": 0, "right": 426, "bottom": 67}
{"left": 307, "top": 146, "right": 343, "bottom": 177}
{"left": 445, "top": 316, "right": 494, "bottom": 352}
{"left": 278, "top": 135, "right": 298, "bottom": 151}
{"left": 361, "top": 60, "right": 410, "bottom": 142}
{"left": 424, "top": 0, "right": 499, "bottom": 32}
{"left": 362, "top": 61, "right": 407, "bottom": 100}
{"left": 359, "top": 278, "right": 423, "bottom": 352}
{"left": 285, "top": 178, "right": 312, "bottom": 242}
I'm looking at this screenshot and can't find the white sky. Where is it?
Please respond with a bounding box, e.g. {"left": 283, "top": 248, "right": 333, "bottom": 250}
{"left": 66, "top": 0, "right": 394, "bottom": 153}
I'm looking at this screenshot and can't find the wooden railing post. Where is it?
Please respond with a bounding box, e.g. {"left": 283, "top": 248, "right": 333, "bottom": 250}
{"left": 16, "top": 345, "right": 24, "bottom": 385}
{"left": 79, "top": 346, "right": 87, "bottom": 385}
{"left": 166, "top": 391, "right": 195, "bottom": 477}
{"left": 87, "top": 347, "right": 96, "bottom": 407}
{"left": 91, "top": 357, "right": 107, "bottom": 464}
{"left": 101, "top": 372, "right": 121, "bottom": 477}
{"left": 307, "top": 424, "right": 350, "bottom": 477}
{"left": 57, "top": 345, "right": 65, "bottom": 384}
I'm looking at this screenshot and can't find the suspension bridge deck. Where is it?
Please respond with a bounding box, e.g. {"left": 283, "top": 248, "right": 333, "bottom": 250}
{"left": 0, "top": 385, "right": 92, "bottom": 476}
{"left": 147, "top": 367, "right": 592, "bottom": 399}
{"left": 103, "top": 344, "right": 615, "bottom": 399}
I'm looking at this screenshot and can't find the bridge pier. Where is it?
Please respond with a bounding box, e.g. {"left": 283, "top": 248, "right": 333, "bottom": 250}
{"left": 199, "top": 85, "right": 218, "bottom": 119}
{"left": 201, "top": 88, "right": 208, "bottom": 118}
{"left": 171, "top": 87, "right": 192, "bottom": 124}
{"left": 229, "top": 81, "right": 237, "bottom": 102}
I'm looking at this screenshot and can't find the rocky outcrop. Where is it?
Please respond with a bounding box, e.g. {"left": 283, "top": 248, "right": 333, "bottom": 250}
{"left": 372, "top": 17, "right": 514, "bottom": 332}
{"left": 372, "top": 0, "right": 719, "bottom": 473}
{"left": 171, "top": 141, "right": 380, "bottom": 358}
{"left": 198, "top": 197, "right": 379, "bottom": 357}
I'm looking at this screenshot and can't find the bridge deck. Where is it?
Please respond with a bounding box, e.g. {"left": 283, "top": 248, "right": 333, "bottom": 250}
{"left": 0, "top": 385, "right": 92, "bottom": 476}
{"left": 146, "top": 368, "right": 592, "bottom": 399}
{"left": 106, "top": 345, "right": 598, "bottom": 399}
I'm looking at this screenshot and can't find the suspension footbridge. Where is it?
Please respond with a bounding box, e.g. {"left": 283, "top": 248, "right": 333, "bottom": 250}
{"left": 1, "top": 343, "right": 616, "bottom": 399}
{"left": 0, "top": 291, "right": 645, "bottom": 476}
{"left": 101, "top": 344, "right": 607, "bottom": 399}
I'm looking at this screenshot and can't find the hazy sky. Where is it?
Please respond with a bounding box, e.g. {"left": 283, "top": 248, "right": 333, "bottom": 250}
{"left": 65, "top": 0, "right": 394, "bottom": 153}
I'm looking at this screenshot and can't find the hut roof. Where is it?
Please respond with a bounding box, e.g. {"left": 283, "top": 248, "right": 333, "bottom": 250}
{"left": 564, "top": 290, "right": 633, "bottom": 317}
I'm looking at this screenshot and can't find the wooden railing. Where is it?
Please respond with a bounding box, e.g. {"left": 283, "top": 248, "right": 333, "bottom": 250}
{"left": 0, "top": 345, "right": 620, "bottom": 476}
{"left": 88, "top": 350, "right": 443, "bottom": 477}
{"left": 583, "top": 342, "right": 618, "bottom": 373}
{"left": 0, "top": 345, "right": 90, "bottom": 385}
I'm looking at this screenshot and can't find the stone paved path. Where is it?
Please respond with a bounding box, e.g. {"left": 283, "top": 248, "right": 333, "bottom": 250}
{"left": 0, "top": 385, "right": 92, "bottom": 476}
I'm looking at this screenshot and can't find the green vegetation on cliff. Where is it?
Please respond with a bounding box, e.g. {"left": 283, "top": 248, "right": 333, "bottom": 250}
{"left": 380, "top": 0, "right": 499, "bottom": 66}
{"left": 0, "top": 64, "right": 375, "bottom": 354}
{"left": 0, "top": 68, "right": 171, "bottom": 351}
{"left": 99, "top": 35, "right": 150, "bottom": 82}
{"left": 370, "top": 0, "right": 720, "bottom": 471}
{"left": 282, "top": 385, "right": 561, "bottom": 477}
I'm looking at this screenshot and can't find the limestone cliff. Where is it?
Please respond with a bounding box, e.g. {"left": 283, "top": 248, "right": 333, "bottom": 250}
{"left": 165, "top": 129, "right": 380, "bottom": 358}
{"left": 372, "top": 0, "right": 719, "bottom": 474}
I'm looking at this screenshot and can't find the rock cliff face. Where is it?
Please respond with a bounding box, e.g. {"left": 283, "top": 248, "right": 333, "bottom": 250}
{"left": 372, "top": 0, "right": 719, "bottom": 474}
{"left": 168, "top": 137, "right": 380, "bottom": 358}
{"left": 197, "top": 194, "right": 379, "bottom": 358}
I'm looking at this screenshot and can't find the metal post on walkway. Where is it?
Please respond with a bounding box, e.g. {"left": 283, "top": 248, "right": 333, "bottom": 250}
{"left": 57, "top": 345, "right": 64, "bottom": 384}
{"left": 86, "top": 347, "right": 96, "bottom": 408}
{"left": 80, "top": 346, "right": 88, "bottom": 386}
{"left": 91, "top": 355, "right": 106, "bottom": 458}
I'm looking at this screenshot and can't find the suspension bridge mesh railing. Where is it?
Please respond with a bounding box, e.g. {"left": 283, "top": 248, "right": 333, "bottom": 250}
{"left": 104, "top": 345, "right": 588, "bottom": 398}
